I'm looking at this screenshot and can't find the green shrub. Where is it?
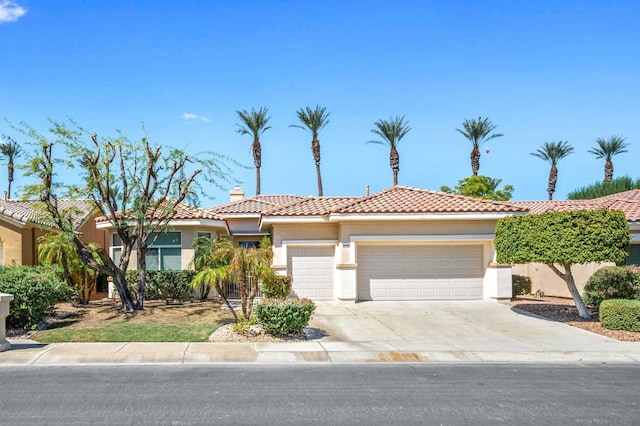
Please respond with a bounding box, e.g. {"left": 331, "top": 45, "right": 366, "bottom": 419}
{"left": 582, "top": 266, "right": 640, "bottom": 308}
{"left": 125, "top": 270, "right": 196, "bottom": 301}
{"left": 260, "top": 274, "right": 292, "bottom": 299}
{"left": 232, "top": 317, "right": 258, "bottom": 334}
{"left": 255, "top": 298, "right": 316, "bottom": 335}
{"left": 0, "top": 265, "right": 71, "bottom": 330}
{"left": 599, "top": 299, "right": 640, "bottom": 332}
{"left": 512, "top": 275, "right": 532, "bottom": 297}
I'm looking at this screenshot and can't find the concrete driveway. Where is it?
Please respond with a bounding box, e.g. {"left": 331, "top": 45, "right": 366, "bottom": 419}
{"left": 308, "top": 300, "right": 638, "bottom": 354}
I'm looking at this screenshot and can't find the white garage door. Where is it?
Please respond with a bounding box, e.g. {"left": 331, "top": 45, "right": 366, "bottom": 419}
{"left": 288, "top": 246, "right": 334, "bottom": 300}
{"left": 357, "top": 245, "right": 484, "bottom": 301}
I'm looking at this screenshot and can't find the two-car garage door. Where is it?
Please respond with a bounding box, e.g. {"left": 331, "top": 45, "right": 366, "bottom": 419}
{"left": 357, "top": 245, "right": 484, "bottom": 301}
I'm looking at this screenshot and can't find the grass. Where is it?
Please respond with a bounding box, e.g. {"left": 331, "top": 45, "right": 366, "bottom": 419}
{"left": 30, "top": 299, "right": 234, "bottom": 343}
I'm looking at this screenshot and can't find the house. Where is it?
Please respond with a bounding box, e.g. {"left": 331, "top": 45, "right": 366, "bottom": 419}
{"left": 510, "top": 189, "right": 640, "bottom": 297}
{"left": 0, "top": 199, "right": 105, "bottom": 266}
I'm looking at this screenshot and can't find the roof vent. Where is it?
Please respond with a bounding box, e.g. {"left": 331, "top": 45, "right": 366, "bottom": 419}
{"left": 229, "top": 186, "right": 245, "bottom": 202}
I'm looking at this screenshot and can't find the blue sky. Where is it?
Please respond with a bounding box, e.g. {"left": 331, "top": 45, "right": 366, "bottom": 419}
{"left": 1, "top": 0, "right": 639, "bottom": 204}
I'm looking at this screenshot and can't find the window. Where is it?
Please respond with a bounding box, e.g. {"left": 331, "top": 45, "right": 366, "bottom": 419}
{"left": 239, "top": 240, "right": 260, "bottom": 249}
{"left": 111, "top": 232, "right": 183, "bottom": 270}
{"left": 197, "top": 232, "right": 212, "bottom": 240}
{"left": 626, "top": 244, "right": 640, "bottom": 266}
{"left": 145, "top": 232, "right": 182, "bottom": 270}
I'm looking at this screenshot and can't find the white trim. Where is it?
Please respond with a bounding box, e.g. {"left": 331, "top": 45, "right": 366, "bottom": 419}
{"left": 217, "top": 213, "right": 260, "bottom": 219}
{"left": 282, "top": 239, "right": 338, "bottom": 246}
{"left": 631, "top": 235, "right": 640, "bottom": 243}
{"left": 629, "top": 222, "right": 640, "bottom": 231}
{"left": 328, "top": 212, "right": 523, "bottom": 222}
{"left": 97, "top": 218, "right": 229, "bottom": 234}
{"left": 261, "top": 216, "right": 328, "bottom": 226}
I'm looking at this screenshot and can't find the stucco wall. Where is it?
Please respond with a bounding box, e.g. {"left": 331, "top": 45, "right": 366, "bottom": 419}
{"left": 511, "top": 262, "right": 614, "bottom": 298}
{"left": 338, "top": 220, "right": 498, "bottom": 243}
{"left": 0, "top": 220, "right": 24, "bottom": 265}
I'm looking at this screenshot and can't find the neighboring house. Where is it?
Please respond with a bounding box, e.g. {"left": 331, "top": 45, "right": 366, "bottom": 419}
{"left": 259, "top": 186, "right": 526, "bottom": 301}
{"left": 0, "top": 199, "right": 104, "bottom": 266}
{"left": 511, "top": 189, "right": 640, "bottom": 297}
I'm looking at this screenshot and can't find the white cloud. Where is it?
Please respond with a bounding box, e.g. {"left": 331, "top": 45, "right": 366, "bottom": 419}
{"left": 0, "top": 1, "right": 26, "bottom": 23}
{"left": 182, "top": 113, "right": 210, "bottom": 122}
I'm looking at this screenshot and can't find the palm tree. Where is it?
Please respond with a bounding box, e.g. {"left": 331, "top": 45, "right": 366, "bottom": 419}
{"left": 531, "top": 141, "right": 575, "bottom": 200}
{"left": 367, "top": 115, "right": 411, "bottom": 186}
{"left": 236, "top": 107, "right": 271, "bottom": 195}
{"left": 456, "top": 117, "right": 503, "bottom": 176}
{"left": 588, "top": 135, "right": 629, "bottom": 182}
{"left": 290, "top": 105, "right": 330, "bottom": 196}
{"left": 0, "top": 136, "right": 22, "bottom": 199}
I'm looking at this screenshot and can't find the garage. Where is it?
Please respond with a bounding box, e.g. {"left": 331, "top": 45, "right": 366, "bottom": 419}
{"left": 288, "top": 246, "right": 335, "bottom": 300}
{"left": 357, "top": 244, "right": 484, "bottom": 301}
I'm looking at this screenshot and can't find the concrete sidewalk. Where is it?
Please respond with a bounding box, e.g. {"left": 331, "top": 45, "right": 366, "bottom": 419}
{"left": 2, "top": 338, "right": 640, "bottom": 365}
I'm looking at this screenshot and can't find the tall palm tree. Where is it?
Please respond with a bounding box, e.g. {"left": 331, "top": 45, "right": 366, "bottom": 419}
{"left": 588, "top": 135, "right": 629, "bottom": 182}
{"left": 531, "top": 141, "right": 575, "bottom": 200}
{"left": 290, "top": 105, "right": 330, "bottom": 196}
{"left": 456, "top": 117, "right": 503, "bottom": 176}
{"left": 0, "top": 136, "right": 22, "bottom": 199}
{"left": 236, "top": 107, "right": 271, "bottom": 195}
{"left": 367, "top": 115, "right": 411, "bottom": 186}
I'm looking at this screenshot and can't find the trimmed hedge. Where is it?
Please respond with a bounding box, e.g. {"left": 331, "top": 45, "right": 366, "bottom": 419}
{"left": 512, "top": 275, "right": 532, "bottom": 297}
{"left": 582, "top": 266, "right": 640, "bottom": 308}
{"left": 0, "top": 265, "right": 72, "bottom": 330}
{"left": 125, "top": 270, "right": 197, "bottom": 301}
{"left": 599, "top": 299, "right": 640, "bottom": 332}
{"left": 260, "top": 275, "right": 292, "bottom": 299}
{"left": 255, "top": 298, "right": 316, "bottom": 335}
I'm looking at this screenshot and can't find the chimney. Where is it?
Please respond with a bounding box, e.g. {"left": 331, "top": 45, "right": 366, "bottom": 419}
{"left": 365, "top": 185, "right": 370, "bottom": 196}
{"left": 229, "top": 186, "right": 245, "bottom": 202}
{"left": 3, "top": 191, "right": 7, "bottom": 202}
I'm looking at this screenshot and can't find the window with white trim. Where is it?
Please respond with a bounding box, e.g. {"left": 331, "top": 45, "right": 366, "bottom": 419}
{"left": 111, "top": 233, "right": 123, "bottom": 266}
{"left": 145, "top": 232, "right": 182, "bottom": 270}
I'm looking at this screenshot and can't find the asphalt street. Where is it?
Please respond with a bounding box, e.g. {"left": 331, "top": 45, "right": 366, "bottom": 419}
{"left": 1, "top": 364, "right": 639, "bottom": 425}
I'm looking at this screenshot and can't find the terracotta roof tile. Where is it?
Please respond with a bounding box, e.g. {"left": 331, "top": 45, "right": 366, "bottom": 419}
{"left": 95, "top": 201, "right": 225, "bottom": 223}
{"left": 208, "top": 195, "right": 306, "bottom": 214}
{"left": 0, "top": 199, "right": 95, "bottom": 229}
{"left": 264, "top": 197, "right": 360, "bottom": 216}
{"left": 333, "top": 186, "right": 528, "bottom": 214}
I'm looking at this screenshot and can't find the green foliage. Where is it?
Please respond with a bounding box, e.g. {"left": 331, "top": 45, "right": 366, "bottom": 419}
{"left": 0, "top": 265, "right": 71, "bottom": 330}
{"left": 568, "top": 176, "right": 640, "bottom": 200}
{"left": 126, "top": 270, "right": 196, "bottom": 302}
{"left": 260, "top": 275, "right": 292, "bottom": 300}
{"left": 512, "top": 275, "right": 532, "bottom": 296}
{"left": 232, "top": 317, "right": 258, "bottom": 334}
{"left": 441, "top": 175, "right": 514, "bottom": 201}
{"left": 255, "top": 298, "right": 316, "bottom": 335}
{"left": 495, "top": 209, "right": 630, "bottom": 265}
{"left": 599, "top": 299, "right": 640, "bottom": 332}
{"left": 582, "top": 266, "right": 640, "bottom": 307}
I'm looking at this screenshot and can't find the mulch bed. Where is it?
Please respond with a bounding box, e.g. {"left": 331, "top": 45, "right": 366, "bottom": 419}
{"left": 506, "top": 296, "right": 640, "bottom": 342}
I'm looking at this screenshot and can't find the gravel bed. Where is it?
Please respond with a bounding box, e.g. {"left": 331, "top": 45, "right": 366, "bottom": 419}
{"left": 208, "top": 323, "right": 322, "bottom": 343}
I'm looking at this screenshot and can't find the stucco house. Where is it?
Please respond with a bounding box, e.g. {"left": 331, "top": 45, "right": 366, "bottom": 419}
{"left": 0, "top": 199, "right": 105, "bottom": 266}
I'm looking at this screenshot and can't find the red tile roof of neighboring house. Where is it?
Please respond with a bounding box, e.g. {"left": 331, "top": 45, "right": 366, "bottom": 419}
{"left": 95, "top": 200, "right": 226, "bottom": 223}
{"left": 0, "top": 199, "right": 96, "bottom": 229}
{"left": 511, "top": 190, "right": 640, "bottom": 222}
{"left": 208, "top": 195, "right": 306, "bottom": 214}
{"left": 332, "top": 186, "right": 528, "bottom": 214}
{"left": 263, "top": 197, "right": 361, "bottom": 216}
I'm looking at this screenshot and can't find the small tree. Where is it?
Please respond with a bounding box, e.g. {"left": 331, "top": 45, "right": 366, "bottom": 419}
{"left": 441, "top": 175, "right": 514, "bottom": 201}
{"left": 18, "top": 120, "right": 235, "bottom": 311}
{"left": 495, "top": 209, "right": 630, "bottom": 319}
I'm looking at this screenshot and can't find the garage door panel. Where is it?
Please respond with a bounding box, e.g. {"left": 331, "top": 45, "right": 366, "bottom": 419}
{"left": 288, "top": 246, "right": 334, "bottom": 301}
{"left": 357, "top": 245, "right": 484, "bottom": 301}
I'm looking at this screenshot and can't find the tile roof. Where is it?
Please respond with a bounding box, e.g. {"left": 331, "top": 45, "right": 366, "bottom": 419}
{"left": 263, "top": 197, "right": 360, "bottom": 216}
{"left": 331, "top": 186, "right": 528, "bottom": 214}
{"left": 95, "top": 200, "right": 226, "bottom": 223}
{"left": 0, "top": 199, "right": 95, "bottom": 229}
{"left": 207, "top": 195, "right": 306, "bottom": 214}
{"left": 511, "top": 190, "right": 640, "bottom": 222}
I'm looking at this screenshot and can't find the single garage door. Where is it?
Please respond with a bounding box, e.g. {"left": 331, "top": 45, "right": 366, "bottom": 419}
{"left": 288, "top": 246, "right": 334, "bottom": 300}
{"left": 357, "top": 245, "right": 484, "bottom": 301}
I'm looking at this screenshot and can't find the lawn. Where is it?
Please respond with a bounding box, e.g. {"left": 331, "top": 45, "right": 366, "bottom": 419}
{"left": 30, "top": 299, "right": 235, "bottom": 343}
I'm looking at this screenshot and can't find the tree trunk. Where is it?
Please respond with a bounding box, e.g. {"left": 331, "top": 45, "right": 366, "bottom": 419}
{"left": 215, "top": 281, "right": 237, "bottom": 322}
{"left": 7, "top": 164, "right": 13, "bottom": 199}
{"left": 390, "top": 148, "right": 400, "bottom": 186}
{"left": 547, "top": 263, "right": 591, "bottom": 319}
{"left": 135, "top": 249, "right": 147, "bottom": 310}
{"left": 312, "top": 138, "right": 323, "bottom": 196}
{"left": 547, "top": 165, "right": 558, "bottom": 200}
{"left": 470, "top": 148, "right": 480, "bottom": 176}
{"left": 113, "top": 271, "right": 136, "bottom": 312}
{"left": 255, "top": 166, "right": 261, "bottom": 196}
{"left": 604, "top": 160, "right": 613, "bottom": 183}
{"left": 253, "top": 138, "right": 261, "bottom": 195}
